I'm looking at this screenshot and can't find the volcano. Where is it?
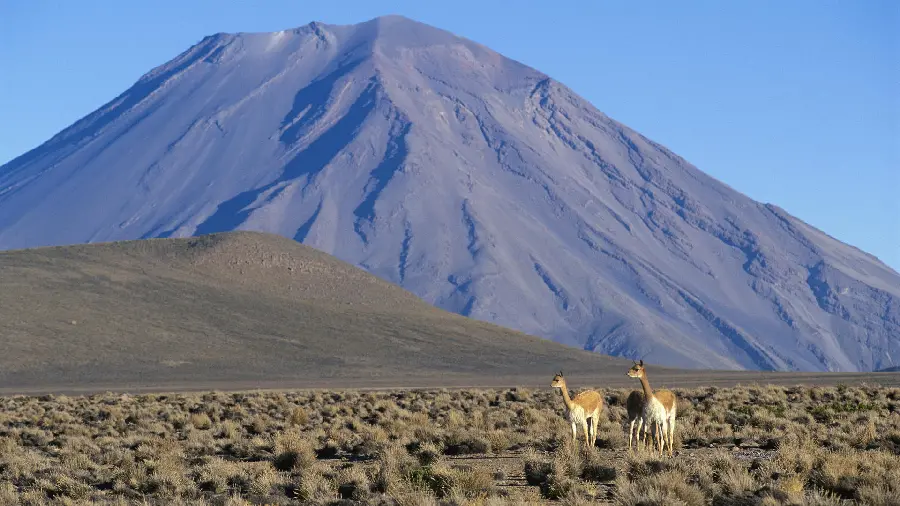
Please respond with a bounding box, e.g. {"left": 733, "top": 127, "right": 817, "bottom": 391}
{"left": 1, "top": 15, "right": 897, "bottom": 371}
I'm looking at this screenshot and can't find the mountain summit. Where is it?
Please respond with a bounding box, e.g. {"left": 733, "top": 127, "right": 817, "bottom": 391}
{"left": 1, "top": 16, "right": 897, "bottom": 371}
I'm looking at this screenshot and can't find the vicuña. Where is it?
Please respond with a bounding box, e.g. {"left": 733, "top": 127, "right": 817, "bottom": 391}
{"left": 626, "top": 360, "right": 677, "bottom": 456}
{"left": 551, "top": 371, "right": 604, "bottom": 448}
{"left": 625, "top": 389, "right": 650, "bottom": 451}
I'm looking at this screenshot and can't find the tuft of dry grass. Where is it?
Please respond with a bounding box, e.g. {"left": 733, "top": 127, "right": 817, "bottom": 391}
{"left": 0, "top": 384, "right": 896, "bottom": 504}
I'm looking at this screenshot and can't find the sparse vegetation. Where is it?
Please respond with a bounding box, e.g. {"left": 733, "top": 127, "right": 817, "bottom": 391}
{"left": 0, "top": 384, "right": 897, "bottom": 504}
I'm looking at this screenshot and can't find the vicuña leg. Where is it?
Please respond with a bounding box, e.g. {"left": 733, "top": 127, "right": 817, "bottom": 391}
{"left": 657, "top": 420, "right": 666, "bottom": 455}
{"left": 636, "top": 420, "right": 644, "bottom": 449}
{"left": 667, "top": 417, "right": 675, "bottom": 456}
{"left": 582, "top": 419, "right": 590, "bottom": 447}
{"left": 664, "top": 419, "right": 672, "bottom": 456}
{"left": 628, "top": 419, "right": 636, "bottom": 450}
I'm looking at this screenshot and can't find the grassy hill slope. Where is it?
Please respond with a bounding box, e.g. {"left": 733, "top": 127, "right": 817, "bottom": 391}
{"left": 0, "top": 232, "right": 635, "bottom": 392}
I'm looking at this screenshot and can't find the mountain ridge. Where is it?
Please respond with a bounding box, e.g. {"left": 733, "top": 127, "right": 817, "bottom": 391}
{"left": 1, "top": 15, "right": 897, "bottom": 372}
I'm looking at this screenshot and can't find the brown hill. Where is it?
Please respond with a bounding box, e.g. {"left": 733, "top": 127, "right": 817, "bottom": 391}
{"left": 0, "top": 231, "right": 635, "bottom": 393}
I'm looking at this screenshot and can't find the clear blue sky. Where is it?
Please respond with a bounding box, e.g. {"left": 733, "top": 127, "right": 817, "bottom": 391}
{"left": 1, "top": 0, "right": 897, "bottom": 270}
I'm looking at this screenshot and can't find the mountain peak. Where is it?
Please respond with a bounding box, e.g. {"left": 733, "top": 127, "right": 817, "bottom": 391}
{"left": 314, "top": 14, "right": 440, "bottom": 32}
{"left": 211, "top": 15, "right": 461, "bottom": 46}
{"left": 227, "top": 15, "right": 500, "bottom": 62}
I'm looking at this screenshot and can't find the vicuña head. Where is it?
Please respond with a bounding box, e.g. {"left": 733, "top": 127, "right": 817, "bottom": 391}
{"left": 551, "top": 371, "right": 566, "bottom": 388}
{"left": 626, "top": 360, "right": 646, "bottom": 379}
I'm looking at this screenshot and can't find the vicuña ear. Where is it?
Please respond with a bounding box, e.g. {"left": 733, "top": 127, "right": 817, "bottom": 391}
{"left": 639, "top": 360, "right": 644, "bottom": 366}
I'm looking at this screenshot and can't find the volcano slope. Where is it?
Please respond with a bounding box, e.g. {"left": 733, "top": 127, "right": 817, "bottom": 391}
{"left": 1, "top": 231, "right": 898, "bottom": 395}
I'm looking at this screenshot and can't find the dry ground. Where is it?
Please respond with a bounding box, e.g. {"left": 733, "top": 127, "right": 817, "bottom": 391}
{"left": 1, "top": 383, "right": 899, "bottom": 505}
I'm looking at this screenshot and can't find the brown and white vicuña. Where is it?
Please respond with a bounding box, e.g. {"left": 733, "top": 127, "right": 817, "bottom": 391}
{"left": 626, "top": 360, "right": 677, "bottom": 456}
{"left": 551, "top": 371, "right": 604, "bottom": 448}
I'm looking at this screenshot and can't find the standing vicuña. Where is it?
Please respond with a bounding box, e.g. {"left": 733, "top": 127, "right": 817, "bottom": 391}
{"left": 625, "top": 389, "right": 649, "bottom": 450}
{"left": 626, "top": 360, "right": 677, "bottom": 456}
{"left": 551, "top": 371, "right": 603, "bottom": 448}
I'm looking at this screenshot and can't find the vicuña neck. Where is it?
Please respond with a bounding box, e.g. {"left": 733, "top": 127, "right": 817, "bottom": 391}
{"left": 639, "top": 374, "right": 654, "bottom": 401}
{"left": 559, "top": 381, "right": 574, "bottom": 410}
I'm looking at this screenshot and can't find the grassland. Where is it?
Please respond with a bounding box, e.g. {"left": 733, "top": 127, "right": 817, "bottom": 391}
{"left": 0, "top": 383, "right": 898, "bottom": 505}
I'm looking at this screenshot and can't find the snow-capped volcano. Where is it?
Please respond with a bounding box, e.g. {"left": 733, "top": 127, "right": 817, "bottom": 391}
{"left": 2, "top": 15, "right": 898, "bottom": 371}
